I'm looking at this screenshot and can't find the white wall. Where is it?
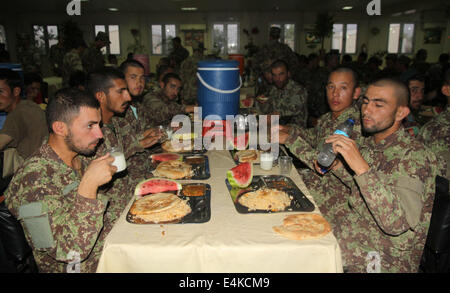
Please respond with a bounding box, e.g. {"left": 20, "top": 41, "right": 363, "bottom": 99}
{"left": 1, "top": 8, "right": 448, "bottom": 73}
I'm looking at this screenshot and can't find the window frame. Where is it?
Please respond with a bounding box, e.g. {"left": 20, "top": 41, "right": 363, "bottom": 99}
{"left": 211, "top": 22, "right": 240, "bottom": 56}
{"left": 32, "top": 24, "right": 59, "bottom": 55}
{"left": 269, "top": 23, "right": 296, "bottom": 51}
{"left": 94, "top": 24, "right": 121, "bottom": 55}
{"left": 331, "top": 23, "right": 359, "bottom": 55}
{"left": 150, "top": 23, "right": 177, "bottom": 56}
{"left": 387, "top": 22, "right": 415, "bottom": 54}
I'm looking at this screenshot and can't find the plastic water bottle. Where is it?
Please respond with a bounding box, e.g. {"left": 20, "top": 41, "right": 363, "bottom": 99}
{"left": 317, "top": 118, "right": 355, "bottom": 169}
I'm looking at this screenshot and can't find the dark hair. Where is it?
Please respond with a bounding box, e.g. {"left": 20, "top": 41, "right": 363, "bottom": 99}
{"left": 369, "top": 78, "right": 410, "bottom": 106}
{"left": 119, "top": 59, "right": 145, "bottom": 73}
{"left": 444, "top": 69, "right": 450, "bottom": 86}
{"left": 172, "top": 37, "right": 181, "bottom": 44}
{"left": 46, "top": 87, "right": 100, "bottom": 133}
{"left": 407, "top": 73, "right": 426, "bottom": 85}
{"left": 270, "top": 59, "right": 289, "bottom": 72}
{"left": 0, "top": 68, "right": 22, "bottom": 92}
{"left": 87, "top": 67, "right": 125, "bottom": 96}
{"left": 157, "top": 65, "right": 174, "bottom": 82}
{"left": 330, "top": 66, "right": 359, "bottom": 88}
{"left": 24, "top": 72, "right": 43, "bottom": 86}
{"left": 161, "top": 72, "right": 181, "bottom": 85}
{"left": 69, "top": 70, "right": 87, "bottom": 88}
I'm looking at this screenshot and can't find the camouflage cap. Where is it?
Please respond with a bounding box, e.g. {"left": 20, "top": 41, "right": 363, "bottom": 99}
{"left": 192, "top": 40, "right": 205, "bottom": 51}
{"left": 95, "top": 31, "right": 111, "bottom": 44}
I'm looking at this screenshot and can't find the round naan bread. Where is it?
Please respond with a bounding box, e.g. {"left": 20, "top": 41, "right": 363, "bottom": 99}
{"left": 130, "top": 193, "right": 191, "bottom": 223}
{"left": 273, "top": 213, "right": 331, "bottom": 240}
{"left": 153, "top": 160, "right": 192, "bottom": 179}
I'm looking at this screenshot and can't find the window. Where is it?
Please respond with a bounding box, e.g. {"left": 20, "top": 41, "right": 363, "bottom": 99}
{"left": 212, "top": 23, "right": 239, "bottom": 55}
{"left": 33, "top": 25, "right": 59, "bottom": 54}
{"left": 332, "top": 24, "right": 358, "bottom": 54}
{"left": 151, "top": 24, "right": 176, "bottom": 55}
{"left": 270, "top": 23, "right": 296, "bottom": 50}
{"left": 94, "top": 25, "right": 121, "bottom": 55}
{"left": 388, "top": 23, "right": 414, "bottom": 54}
{"left": 0, "top": 25, "right": 7, "bottom": 49}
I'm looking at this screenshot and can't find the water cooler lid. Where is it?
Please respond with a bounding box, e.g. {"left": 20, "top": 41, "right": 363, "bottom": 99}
{"left": 197, "top": 60, "right": 239, "bottom": 69}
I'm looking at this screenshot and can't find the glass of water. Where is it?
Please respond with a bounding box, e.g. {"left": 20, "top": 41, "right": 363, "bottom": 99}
{"left": 279, "top": 156, "right": 292, "bottom": 175}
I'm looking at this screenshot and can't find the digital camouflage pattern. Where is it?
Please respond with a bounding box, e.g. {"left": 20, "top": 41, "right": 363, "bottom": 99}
{"left": 297, "top": 66, "right": 330, "bottom": 119}
{"left": 5, "top": 143, "right": 110, "bottom": 273}
{"left": 169, "top": 46, "right": 189, "bottom": 69}
{"left": 331, "top": 127, "right": 438, "bottom": 273}
{"left": 82, "top": 45, "right": 105, "bottom": 74}
{"left": 285, "top": 104, "right": 362, "bottom": 225}
{"left": 417, "top": 106, "right": 450, "bottom": 179}
{"left": 252, "top": 40, "right": 299, "bottom": 78}
{"left": 49, "top": 44, "right": 66, "bottom": 76}
{"left": 256, "top": 79, "right": 308, "bottom": 127}
{"left": 62, "top": 49, "right": 83, "bottom": 87}
{"left": 179, "top": 55, "right": 204, "bottom": 105}
{"left": 142, "top": 89, "right": 185, "bottom": 127}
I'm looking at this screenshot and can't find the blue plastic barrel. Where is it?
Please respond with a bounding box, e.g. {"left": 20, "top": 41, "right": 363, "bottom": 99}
{"left": 197, "top": 60, "right": 241, "bottom": 120}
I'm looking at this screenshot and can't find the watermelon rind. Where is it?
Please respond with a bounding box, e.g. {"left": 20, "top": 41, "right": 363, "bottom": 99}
{"left": 226, "top": 162, "right": 253, "bottom": 188}
{"left": 134, "top": 178, "right": 182, "bottom": 197}
{"left": 151, "top": 153, "right": 183, "bottom": 162}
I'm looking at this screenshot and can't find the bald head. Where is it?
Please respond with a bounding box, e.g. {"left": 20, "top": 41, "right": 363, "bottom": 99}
{"left": 368, "top": 78, "right": 409, "bottom": 107}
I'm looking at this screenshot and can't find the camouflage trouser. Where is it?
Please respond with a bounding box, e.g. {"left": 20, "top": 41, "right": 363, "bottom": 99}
{"left": 297, "top": 168, "right": 351, "bottom": 232}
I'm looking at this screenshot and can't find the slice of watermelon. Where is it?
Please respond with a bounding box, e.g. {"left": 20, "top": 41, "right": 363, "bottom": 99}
{"left": 134, "top": 178, "right": 182, "bottom": 197}
{"left": 226, "top": 162, "right": 253, "bottom": 188}
{"left": 151, "top": 153, "right": 183, "bottom": 163}
{"left": 226, "top": 132, "right": 249, "bottom": 150}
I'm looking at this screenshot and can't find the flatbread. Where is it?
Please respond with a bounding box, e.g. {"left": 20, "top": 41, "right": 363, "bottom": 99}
{"left": 162, "top": 139, "right": 193, "bottom": 153}
{"left": 130, "top": 193, "right": 191, "bottom": 224}
{"left": 238, "top": 188, "right": 291, "bottom": 211}
{"left": 235, "top": 149, "right": 259, "bottom": 163}
{"left": 273, "top": 214, "right": 331, "bottom": 240}
{"left": 153, "top": 160, "right": 193, "bottom": 179}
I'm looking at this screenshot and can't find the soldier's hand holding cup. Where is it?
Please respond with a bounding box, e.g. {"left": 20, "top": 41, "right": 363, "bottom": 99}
{"left": 78, "top": 154, "right": 116, "bottom": 199}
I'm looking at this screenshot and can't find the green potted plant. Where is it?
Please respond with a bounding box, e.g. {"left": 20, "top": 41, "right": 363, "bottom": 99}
{"left": 314, "top": 13, "right": 334, "bottom": 51}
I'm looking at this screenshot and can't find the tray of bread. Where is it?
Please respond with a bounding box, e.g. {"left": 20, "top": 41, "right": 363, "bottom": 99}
{"left": 126, "top": 183, "right": 211, "bottom": 224}
{"left": 153, "top": 138, "right": 206, "bottom": 154}
{"left": 149, "top": 153, "right": 210, "bottom": 180}
{"left": 225, "top": 175, "right": 315, "bottom": 214}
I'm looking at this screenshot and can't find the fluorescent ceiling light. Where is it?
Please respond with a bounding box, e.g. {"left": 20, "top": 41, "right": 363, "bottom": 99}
{"left": 392, "top": 12, "right": 402, "bottom": 16}
{"left": 342, "top": 6, "right": 353, "bottom": 10}
{"left": 108, "top": 8, "right": 119, "bottom": 11}
{"left": 404, "top": 9, "right": 416, "bottom": 14}
{"left": 181, "top": 7, "right": 198, "bottom": 11}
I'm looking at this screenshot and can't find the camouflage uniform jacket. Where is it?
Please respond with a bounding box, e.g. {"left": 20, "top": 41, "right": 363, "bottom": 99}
{"left": 284, "top": 105, "right": 362, "bottom": 225}
{"left": 331, "top": 127, "right": 438, "bottom": 273}
{"left": 179, "top": 55, "right": 204, "bottom": 105}
{"left": 418, "top": 106, "right": 450, "bottom": 179}
{"left": 5, "top": 143, "right": 110, "bottom": 273}
{"left": 142, "top": 89, "right": 185, "bottom": 127}
{"left": 253, "top": 40, "right": 299, "bottom": 77}
{"left": 82, "top": 45, "right": 105, "bottom": 74}
{"left": 62, "top": 49, "right": 83, "bottom": 87}
{"left": 257, "top": 79, "right": 308, "bottom": 127}
{"left": 169, "top": 46, "right": 189, "bottom": 69}
{"left": 304, "top": 67, "right": 330, "bottom": 119}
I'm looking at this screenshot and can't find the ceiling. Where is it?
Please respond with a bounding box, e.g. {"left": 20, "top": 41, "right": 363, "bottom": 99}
{"left": 2, "top": 0, "right": 446, "bottom": 14}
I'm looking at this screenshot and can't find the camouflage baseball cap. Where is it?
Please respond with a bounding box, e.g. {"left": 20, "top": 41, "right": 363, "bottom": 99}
{"left": 95, "top": 31, "right": 111, "bottom": 44}
{"left": 192, "top": 40, "right": 205, "bottom": 51}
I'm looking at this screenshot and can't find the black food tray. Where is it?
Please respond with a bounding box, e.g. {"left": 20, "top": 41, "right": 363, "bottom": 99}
{"left": 126, "top": 183, "right": 211, "bottom": 224}
{"left": 225, "top": 175, "right": 315, "bottom": 214}
{"left": 150, "top": 154, "right": 210, "bottom": 180}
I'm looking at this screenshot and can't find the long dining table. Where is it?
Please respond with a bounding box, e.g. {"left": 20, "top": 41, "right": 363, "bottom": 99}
{"left": 96, "top": 149, "right": 343, "bottom": 273}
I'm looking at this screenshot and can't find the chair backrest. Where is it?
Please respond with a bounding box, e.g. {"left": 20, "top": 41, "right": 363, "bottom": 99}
{"left": 0, "top": 197, "right": 38, "bottom": 273}
{"left": 419, "top": 175, "right": 450, "bottom": 273}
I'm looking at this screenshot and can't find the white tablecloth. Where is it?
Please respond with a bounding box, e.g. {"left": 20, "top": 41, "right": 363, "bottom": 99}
{"left": 96, "top": 150, "right": 343, "bottom": 273}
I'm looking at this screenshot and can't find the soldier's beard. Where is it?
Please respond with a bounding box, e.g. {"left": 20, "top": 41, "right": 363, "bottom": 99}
{"left": 362, "top": 116, "right": 395, "bottom": 135}
{"left": 65, "top": 130, "right": 98, "bottom": 156}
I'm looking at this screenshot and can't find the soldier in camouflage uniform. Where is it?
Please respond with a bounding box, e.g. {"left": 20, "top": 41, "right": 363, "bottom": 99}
{"left": 179, "top": 41, "right": 205, "bottom": 105}
{"left": 142, "top": 72, "right": 195, "bottom": 127}
{"left": 418, "top": 69, "right": 450, "bottom": 179}
{"left": 62, "top": 38, "right": 86, "bottom": 87}
{"left": 168, "top": 37, "right": 189, "bottom": 70}
{"left": 252, "top": 27, "right": 299, "bottom": 82}
{"left": 49, "top": 36, "right": 66, "bottom": 76}
{"left": 120, "top": 59, "right": 154, "bottom": 130}
{"left": 277, "top": 67, "right": 362, "bottom": 226}
{"left": 255, "top": 59, "right": 274, "bottom": 97}
{"left": 5, "top": 88, "right": 117, "bottom": 273}
{"left": 87, "top": 68, "right": 162, "bottom": 210}
{"left": 403, "top": 74, "right": 429, "bottom": 136}
{"left": 16, "top": 34, "right": 41, "bottom": 74}
{"left": 325, "top": 78, "right": 438, "bottom": 273}
{"left": 82, "top": 32, "right": 109, "bottom": 74}
{"left": 255, "top": 59, "right": 308, "bottom": 127}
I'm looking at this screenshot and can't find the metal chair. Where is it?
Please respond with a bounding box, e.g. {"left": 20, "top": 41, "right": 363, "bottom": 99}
{"left": 419, "top": 175, "right": 450, "bottom": 273}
